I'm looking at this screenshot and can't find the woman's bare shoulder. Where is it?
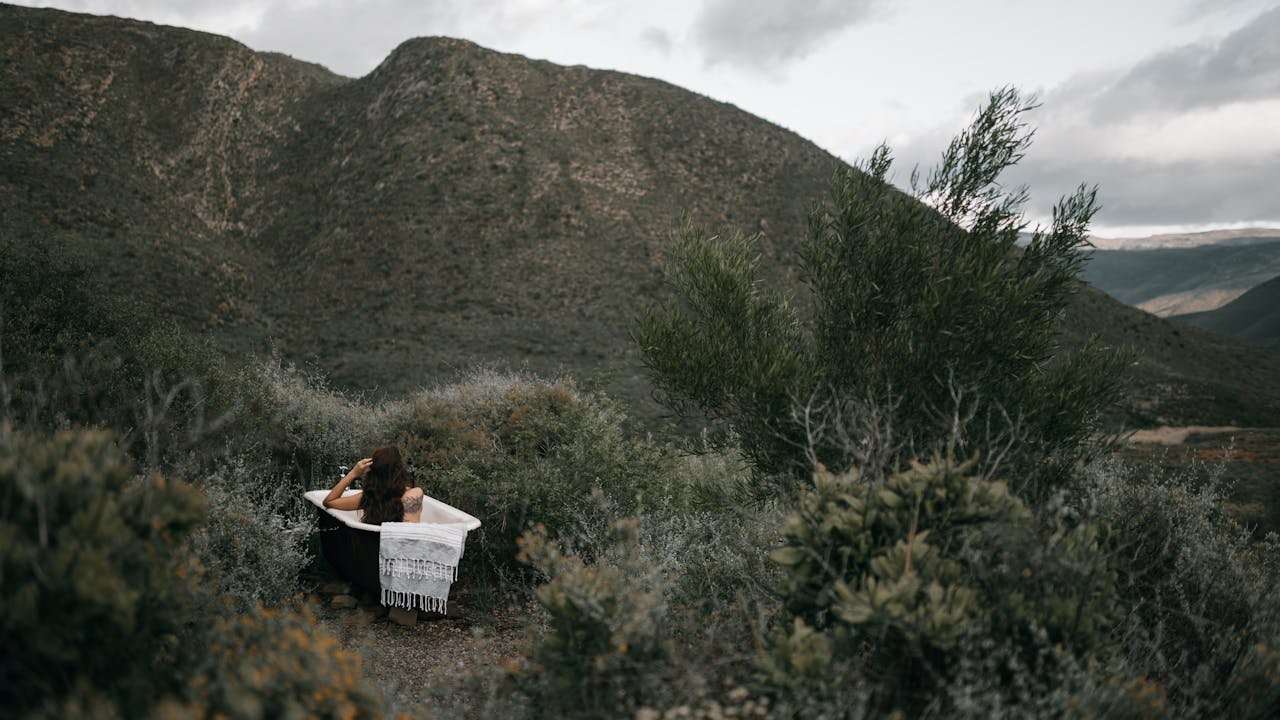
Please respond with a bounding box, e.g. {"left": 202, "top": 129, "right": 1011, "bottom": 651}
{"left": 405, "top": 486, "right": 424, "bottom": 498}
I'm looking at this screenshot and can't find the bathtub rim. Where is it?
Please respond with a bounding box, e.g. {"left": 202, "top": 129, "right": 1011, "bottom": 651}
{"left": 302, "top": 489, "right": 481, "bottom": 531}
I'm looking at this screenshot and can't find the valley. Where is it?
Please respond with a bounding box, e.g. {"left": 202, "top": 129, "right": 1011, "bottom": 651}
{"left": 3, "top": 5, "right": 1280, "bottom": 716}
{"left": 5, "top": 4, "right": 1279, "bottom": 431}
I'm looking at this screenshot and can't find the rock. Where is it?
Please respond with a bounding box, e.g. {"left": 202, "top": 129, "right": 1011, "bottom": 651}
{"left": 388, "top": 606, "right": 418, "bottom": 627}
{"left": 330, "top": 594, "right": 358, "bottom": 610}
{"left": 341, "top": 609, "right": 380, "bottom": 626}
{"left": 320, "top": 580, "right": 351, "bottom": 595}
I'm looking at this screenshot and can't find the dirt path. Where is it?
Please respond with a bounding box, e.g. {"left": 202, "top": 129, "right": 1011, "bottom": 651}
{"left": 307, "top": 573, "right": 537, "bottom": 717}
{"left": 1127, "top": 425, "right": 1241, "bottom": 445}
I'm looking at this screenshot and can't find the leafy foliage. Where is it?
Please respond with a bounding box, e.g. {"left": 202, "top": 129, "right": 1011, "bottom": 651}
{"left": 635, "top": 88, "right": 1128, "bottom": 499}
{"left": 190, "top": 455, "right": 315, "bottom": 610}
{"left": 173, "top": 605, "right": 384, "bottom": 720}
{"left": 515, "top": 519, "right": 670, "bottom": 718}
{"left": 0, "top": 427, "right": 385, "bottom": 718}
{"left": 0, "top": 241, "right": 124, "bottom": 375}
{"left": 3, "top": 42, "right": 1278, "bottom": 716}
{"left": 393, "top": 371, "right": 672, "bottom": 570}
{"left": 0, "top": 428, "right": 205, "bottom": 713}
{"left": 1086, "top": 454, "right": 1280, "bottom": 716}
{"left": 0, "top": 240, "right": 269, "bottom": 471}
{"left": 764, "top": 457, "right": 1120, "bottom": 715}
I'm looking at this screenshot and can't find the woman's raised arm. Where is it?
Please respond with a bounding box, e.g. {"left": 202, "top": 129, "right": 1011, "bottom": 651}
{"left": 323, "top": 457, "right": 372, "bottom": 510}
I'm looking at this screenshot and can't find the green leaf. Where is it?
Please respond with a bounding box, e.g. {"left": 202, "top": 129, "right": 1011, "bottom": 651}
{"left": 769, "top": 546, "right": 808, "bottom": 566}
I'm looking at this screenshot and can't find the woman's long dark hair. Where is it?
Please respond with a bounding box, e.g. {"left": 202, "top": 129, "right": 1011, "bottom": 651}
{"left": 359, "top": 446, "right": 414, "bottom": 524}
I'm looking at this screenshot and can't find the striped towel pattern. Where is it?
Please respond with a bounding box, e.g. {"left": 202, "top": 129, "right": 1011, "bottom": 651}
{"left": 378, "top": 521, "right": 469, "bottom": 614}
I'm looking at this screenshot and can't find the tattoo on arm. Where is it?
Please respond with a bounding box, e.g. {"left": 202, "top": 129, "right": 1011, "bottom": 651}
{"left": 402, "top": 494, "right": 423, "bottom": 514}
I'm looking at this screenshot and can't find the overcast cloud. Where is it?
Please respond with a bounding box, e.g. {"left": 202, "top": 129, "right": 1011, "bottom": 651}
{"left": 639, "top": 25, "right": 673, "bottom": 55}
{"left": 693, "top": 0, "right": 884, "bottom": 71}
{"left": 1095, "top": 5, "right": 1280, "bottom": 120}
{"left": 15, "top": 0, "right": 267, "bottom": 36}
{"left": 238, "top": 0, "right": 473, "bottom": 77}
{"left": 24, "top": 0, "right": 562, "bottom": 77}
{"left": 891, "top": 6, "right": 1280, "bottom": 232}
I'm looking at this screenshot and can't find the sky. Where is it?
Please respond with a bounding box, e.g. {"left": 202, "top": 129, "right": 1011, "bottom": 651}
{"left": 13, "top": 0, "right": 1280, "bottom": 237}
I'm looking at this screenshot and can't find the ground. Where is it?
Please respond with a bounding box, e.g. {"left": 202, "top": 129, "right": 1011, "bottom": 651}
{"left": 302, "top": 426, "right": 1280, "bottom": 717}
{"left": 1116, "top": 426, "right": 1280, "bottom": 537}
{"left": 306, "top": 571, "right": 539, "bottom": 718}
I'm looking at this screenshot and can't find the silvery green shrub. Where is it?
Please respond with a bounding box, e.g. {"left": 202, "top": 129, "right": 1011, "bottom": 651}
{"left": 764, "top": 456, "right": 1120, "bottom": 716}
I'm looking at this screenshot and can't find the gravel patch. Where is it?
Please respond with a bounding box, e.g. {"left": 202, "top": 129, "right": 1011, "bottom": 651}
{"left": 307, "top": 571, "right": 540, "bottom": 718}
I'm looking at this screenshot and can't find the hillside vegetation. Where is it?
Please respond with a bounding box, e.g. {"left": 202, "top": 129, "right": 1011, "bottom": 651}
{"left": 1081, "top": 239, "right": 1280, "bottom": 316}
{"left": 1174, "top": 275, "right": 1280, "bottom": 350}
{"left": 7, "top": 81, "right": 1280, "bottom": 718}
{"left": 0, "top": 3, "right": 835, "bottom": 423}
{"left": 5, "top": 12, "right": 1280, "bottom": 711}
{"left": 3, "top": 4, "right": 1279, "bottom": 429}
{"left": 1063, "top": 287, "right": 1280, "bottom": 426}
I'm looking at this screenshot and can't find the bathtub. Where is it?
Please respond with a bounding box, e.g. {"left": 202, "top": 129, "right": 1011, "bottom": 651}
{"left": 303, "top": 489, "right": 481, "bottom": 595}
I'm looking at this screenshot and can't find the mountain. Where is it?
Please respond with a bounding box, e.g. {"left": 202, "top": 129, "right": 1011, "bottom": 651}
{"left": 1, "top": 4, "right": 837, "bottom": 417}
{"left": 1063, "top": 286, "right": 1280, "bottom": 427}
{"left": 4, "top": 3, "right": 1280, "bottom": 428}
{"left": 1081, "top": 240, "right": 1280, "bottom": 316}
{"left": 1088, "top": 228, "right": 1280, "bottom": 250}
{"left": 1173, "top": 276, "right": 1280, "bottom": 350}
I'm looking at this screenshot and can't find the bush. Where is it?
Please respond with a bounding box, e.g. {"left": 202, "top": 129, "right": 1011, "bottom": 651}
{"left": 764, "top": 456, "right": 1121, "bottom": 716}
{"left": 514, "top": 519, "right": 671, "bottom": 718}
{"left": 1, "top": 239, "right": 267, "bottom": 472}
{"left": 634, "top": 88, "right": 1127, "bottom": 499}
{"left": 505, "top": 467, "right": 779, "bottom": 718}
{"left": 391, "top": 370, "right": 671, "bottom": 571}
{"left": 252, "top": 360, "right": 403, "bottom": 482}
{"left": 1085, "top": 454, "right": 1280, "bottom": 716}
{"left": 0, "top": 427, "right": 206, "bottom": 714}
{"left": 169, "top": 605, "right": 385, "bottom": 720}
{"left": 190, "top": 455, "right": 315, "bottom": 610}
{"left": 0, "top": 426, "right": 386, "bottom": 718}
{"left": 935, "top": 646, "right": 1169, "bottom": 720}
{"left": 0, "top": 240, "right": 125, "bottom": 378}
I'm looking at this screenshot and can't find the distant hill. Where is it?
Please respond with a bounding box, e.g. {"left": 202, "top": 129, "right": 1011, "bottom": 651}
{"left": 4, "top": 4, "right": 1280, "bottom": 428}
{"left": 1063, "top": 286, "right": 1280, "bottom": 426}
{"left": 1173, "top": 276, "right": 1280, "bottom": 350}
{"left": 1089, "top": 228, "right": 1280, "bottom": 250}
{"left": 1082, "top": 240, "right": 1280, "bottom": 316}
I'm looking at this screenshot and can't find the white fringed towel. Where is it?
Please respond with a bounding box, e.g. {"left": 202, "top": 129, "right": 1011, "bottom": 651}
{"left": 379, "top": 522, "right": 470, "bottom": 613}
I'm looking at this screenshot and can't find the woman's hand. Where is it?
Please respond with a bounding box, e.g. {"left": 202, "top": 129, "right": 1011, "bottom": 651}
{"left": 324, "top": 457, "right": 373, "bottom": 509}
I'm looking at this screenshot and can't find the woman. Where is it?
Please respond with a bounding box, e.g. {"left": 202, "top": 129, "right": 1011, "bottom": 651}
{"left": 323, "top": 445, "right": 424, "bottom": 523}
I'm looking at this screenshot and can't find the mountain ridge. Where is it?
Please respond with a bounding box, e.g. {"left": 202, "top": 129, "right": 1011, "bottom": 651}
{"left": 1089, "top": 228, "right": 1280, "bottom": 250}
{"left": 3, "top": 3, "right": 1279, "bottom": 427}
{"left": 1082, "top": 240, "right": 1280, "bottom": 316}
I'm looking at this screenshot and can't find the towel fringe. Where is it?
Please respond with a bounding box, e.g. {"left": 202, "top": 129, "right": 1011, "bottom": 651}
{"left": 381, "top": 588, "right": 448, "bottom": 614}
